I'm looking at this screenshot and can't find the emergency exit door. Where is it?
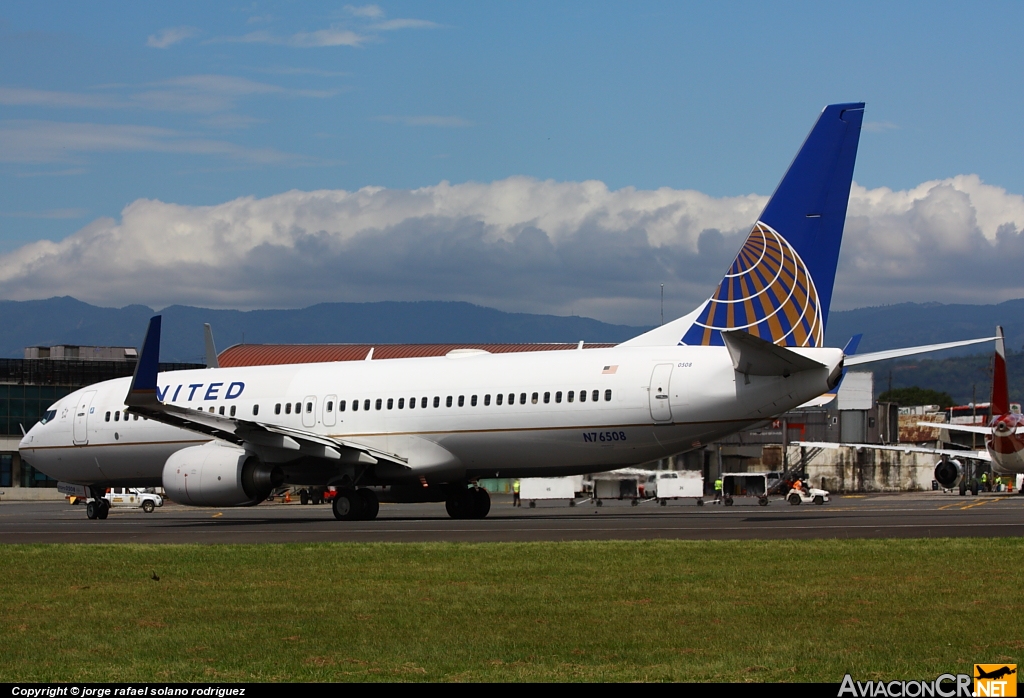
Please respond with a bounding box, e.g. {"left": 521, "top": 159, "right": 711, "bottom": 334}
{"left": 73, "top": 390, "right": 96, "bottom": 445}
{"left": 649, "top": 364, "right": 673, "bottom": 422}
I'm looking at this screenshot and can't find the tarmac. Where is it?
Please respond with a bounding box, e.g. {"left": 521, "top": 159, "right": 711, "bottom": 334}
{"left": 2, "top": 491, "right": 1024, "bottom": 543}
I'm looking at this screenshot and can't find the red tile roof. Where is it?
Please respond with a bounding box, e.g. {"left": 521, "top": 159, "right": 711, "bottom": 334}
{"left": 218, "top": 342, "right": 617, "bottom": 367}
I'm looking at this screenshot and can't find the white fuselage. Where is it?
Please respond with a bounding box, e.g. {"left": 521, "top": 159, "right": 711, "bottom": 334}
{"left": 19, "top": 343, "right": 842, "bottom": 488}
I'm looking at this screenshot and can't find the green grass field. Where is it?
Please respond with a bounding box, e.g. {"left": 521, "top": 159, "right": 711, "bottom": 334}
{"left": 1, "top": 539, "right": 1021, "bottom": 682}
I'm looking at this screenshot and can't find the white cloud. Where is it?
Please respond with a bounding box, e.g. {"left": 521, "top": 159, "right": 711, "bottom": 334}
{"left": 226, "top": 28, "right": 369, "bottom": 48}
{"left": 2, "top": 175, "right": 1022, "bottom": 324}
{"left": 370, "top": 19, "right": 440, "bottom": 31}
{"left": 147, "top": 26, "right": 199, "bottom": 49}
{"left": 345, "top": 4, "right": 385, "bottom": 19}
{"left": 0, "top": 87, "right": 121, "bottom": 109}
{"left": 375, "top": 115, "right": 472, "bottom": 127}
{"left": 0, "top": 120, "right": 310, "bottom": 165}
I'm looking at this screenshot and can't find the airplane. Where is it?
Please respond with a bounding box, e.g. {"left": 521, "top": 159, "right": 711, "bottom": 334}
{"left": 18, "top": 102, "right": 999, "bottom": 522}
{"left": 797, "top": 327, "right": 1018, "bottom": 495}
{"left": 975, "top": 666, "right": 1016, "bottom": 681}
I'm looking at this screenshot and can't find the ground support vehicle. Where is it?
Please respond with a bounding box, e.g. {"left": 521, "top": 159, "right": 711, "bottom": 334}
{"left": 520, "top": 476, "right": 581, "bottom": 507}
{"left": 721, "top": 473, "right": 770, "bottom": 507}
{"left": 647, "top": 471, "right": 705, "bottom": 506}
{"left": 105, "top": 487, "right": 164, "bottom": 513}
{"left": 786, "top": 487, "right": 830, "bottom": 505}
{"left": 298, "top": 486, "right": 328, "bottom": 505}
{"left": 590, "top": 469, "right": 650, "bottom": 506}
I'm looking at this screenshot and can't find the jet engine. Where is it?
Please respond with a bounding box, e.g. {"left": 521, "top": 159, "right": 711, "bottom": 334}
{"left": 162, "top": 441, "right": 283, "bottom": 507}
{"left": 933, "top": 457, "right": 963, "bottom": 489}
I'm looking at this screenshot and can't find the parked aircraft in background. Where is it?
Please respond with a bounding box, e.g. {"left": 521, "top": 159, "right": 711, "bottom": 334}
{"left": 799, "top": 327, "right": 1017, "bottom": 495}
{"left": 19, "top": 103, "right": 997, "bottom": 521}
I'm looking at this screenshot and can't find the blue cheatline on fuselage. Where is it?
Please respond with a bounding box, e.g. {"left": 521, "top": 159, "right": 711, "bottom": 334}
{"left": 679, "top": 102, "right": 864, "bottom": 347}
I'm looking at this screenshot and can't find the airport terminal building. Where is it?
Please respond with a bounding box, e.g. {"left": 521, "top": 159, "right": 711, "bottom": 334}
{"left": 0, "top": 346, "right": 202, "bottom": 493}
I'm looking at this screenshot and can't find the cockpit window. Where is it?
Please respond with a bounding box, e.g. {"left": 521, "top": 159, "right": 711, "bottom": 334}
{"left": 39, "top": 409, "right": 57, "bottom": 425}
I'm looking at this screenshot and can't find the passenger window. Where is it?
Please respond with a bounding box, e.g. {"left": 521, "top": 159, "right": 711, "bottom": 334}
{"left": 295, "top": 402, "right": 301, "bottom": 413}
{"left": 134, "top": 414, "right": 139, "bottom": 420}
{"left": 275, "top": 403, "right": 281, "bottom": 414}
{"left": 520, "top": 393, "right": 527, "bottom": 405}
{"left": 352, "top": 400, "right": 359, "bottom": 412}
{"left": 285, "top": 403, "right": 292, "bottom": 414}
{"left": 580, "top": 390, "right": 587, "bottom": 403}
{"left": 471, "top": 395, "right": 477, "bottom": 407}
{"left": 421, "top": 397, "right": 428, "bottom": 408}
{"left": 376, "top": 399, "right": 382, "bottom": 410}
{"left": 509, "top": 393, "right": 515, "bottom": 405}
{"left": 543, "top": 392, "right": 550, "bottom": 404}
{"left": 209, "top": 407, "right": 214, "bottom": 413}
{"left": 230, "top": 405, "right": 236, "bottom": 417}
{"left": 339, "top": 400, "right": 346, "bottom": 412}
{"left": 398, "top": 398, "right": 404, "bottom": 409}
{"left": 364, "top": 399, "right": 370, "bottom": 411}
{"left": 389, "top": 398, "right": 395, "bottom": 410}
{"left": 458, "top": 396, "right": 465, "bottom": 407}
{"left": 219, "top": 406, "right": 225, "bottom": 415}
{"left": 568, "top": 391, "right": 574, "bottom": 403}
{"left": 531, "top": 393, "right": 539, "bottom": 404}
{"left": 593, "top": 390, "right": 599, "bottom": 402}
{"left": 105, "top": 411, "right": 111, "bottom": 422}
{"left": 253, "top": 404, "right": 260, "bottom": 416}
{"left": 484, "top": 394, "right": 491, "bottom": 406}
{"left": 408, "top": 397, "right": 415, "bottom": 409}
{"left": 114, "top": 411, "right": 120, "bottom": 421}
{"left": 327, "top": 401, "right": 333, "bottom": 412}
{"left": 605, "top": 389, "right": 612, "bottom": 401}
{"left": 446, "top": 396, "right": 453, "bottom": 407}
{"left": 555, "top": 391, "right": 562, "bottom": 403}
{"left": 496, "top": 394, "right": 503, "bottom": 405}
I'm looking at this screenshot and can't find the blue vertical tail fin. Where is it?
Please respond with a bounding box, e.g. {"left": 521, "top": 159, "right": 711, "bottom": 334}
{"left": 677, "top": 103, "right": 864, "bottom": 348}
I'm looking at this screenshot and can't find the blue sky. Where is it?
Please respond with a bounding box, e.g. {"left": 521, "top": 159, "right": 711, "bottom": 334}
{"left": 2, "top": 2, "right": 1024, "bottom": 324}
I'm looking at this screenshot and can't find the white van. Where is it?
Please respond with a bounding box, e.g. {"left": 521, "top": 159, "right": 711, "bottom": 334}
{"left": 105, "top": 487, "right": 163, "bottom": 513}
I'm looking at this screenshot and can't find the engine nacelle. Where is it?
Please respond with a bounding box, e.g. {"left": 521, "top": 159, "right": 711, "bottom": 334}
{"left": 162, "top": 442, "right": 283, "bottom": 507}
{"left": 934, "top": 458, "right": 963, "bottom": 489}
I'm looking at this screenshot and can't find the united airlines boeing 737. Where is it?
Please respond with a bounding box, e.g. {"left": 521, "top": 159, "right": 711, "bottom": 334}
{"left": 18, "top": 103, "right": 996, "bottom": 521}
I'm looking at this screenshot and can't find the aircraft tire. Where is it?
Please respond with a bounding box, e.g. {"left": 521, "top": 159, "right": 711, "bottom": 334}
{"left": 445, "top": 497, "right": 464, "bottom": 519}
{"left": 332, "top": 490, "right": 363, "bottom": 521}
{"left": 357, "top": 488, "right": 379, "bottom": 520}
{"left": 300, "top": 490, "right": 309, "bottom": 506}
{"left": 97, "top": 500, "right": 110, "bottom": 519}
{"left": 472, "top": 488, "right": 490, "bottom": 518}
{"left": 86, "top": 501, "right": 98, "bottom": 520}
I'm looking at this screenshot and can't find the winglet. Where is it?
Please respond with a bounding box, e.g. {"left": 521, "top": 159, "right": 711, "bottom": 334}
{"left": 127, "top": 316, "right": 161, "bottom": 407}
{"left": 204, "top": 323, "right": 219, "bottom": 369}
{"left": 843, "top": 334, "right": 863, "bottom": 356}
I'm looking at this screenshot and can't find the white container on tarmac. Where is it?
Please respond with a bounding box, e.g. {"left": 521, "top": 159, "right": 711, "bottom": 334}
{"left": 650, "top": 471, "right": 703, "bottom": 499}
{"left": 520, "top": 477, "right": 577, "bottom": 502}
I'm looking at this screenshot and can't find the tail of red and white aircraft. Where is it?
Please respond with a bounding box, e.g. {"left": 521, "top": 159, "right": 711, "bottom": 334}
{"left": 992, "top": 325, "right": 1010, "bottom": 416}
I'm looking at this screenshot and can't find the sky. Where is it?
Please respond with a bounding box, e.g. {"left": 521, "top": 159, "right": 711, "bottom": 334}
{"left": 2, "top": 1, "right": 1024, "bottom": 326}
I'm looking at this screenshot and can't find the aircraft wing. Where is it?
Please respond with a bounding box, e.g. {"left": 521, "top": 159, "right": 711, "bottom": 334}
{"left": 796, "top": 440, "right": 991, "bottom": 462}
{"left": 844, "top": 336, "right": 998, "bottom": 366}
{"left": 124, "top": 316, "right": 408, "bottom": 468}
{"left": 915, "top": 421, "right": 991, "bottom": 436}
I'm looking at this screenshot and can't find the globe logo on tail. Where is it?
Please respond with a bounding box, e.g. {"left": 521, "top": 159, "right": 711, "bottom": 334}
{"left": 680, "top": 221, "right": 823, "bottom": 347}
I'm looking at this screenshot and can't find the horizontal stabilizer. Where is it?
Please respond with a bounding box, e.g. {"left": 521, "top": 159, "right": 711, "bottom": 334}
{"left": 916, "top": 422, "right": 991, "bottom": 435}
{"left": 722, "top": 330, "right": 825, "bottom": 377}
{"left": 796, "top": 441, "right": 990, "bottom": 462}
{"left": 844, "top": 336, "right": 998, "bottom": 366}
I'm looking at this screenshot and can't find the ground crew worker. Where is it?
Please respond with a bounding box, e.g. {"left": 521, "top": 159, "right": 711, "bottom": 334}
{"left": 981, "top": 472, "right": 989, "bottom": 492}
{"left": 512, "top": 479, "right": 521, "bottom": 507}
{"left": 714, "top": 477, "right": 723, "bottom": 502}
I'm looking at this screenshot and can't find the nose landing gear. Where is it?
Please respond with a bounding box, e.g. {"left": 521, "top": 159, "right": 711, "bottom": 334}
{"left": 445, "top": 486, "right": 491, "bottom": 519}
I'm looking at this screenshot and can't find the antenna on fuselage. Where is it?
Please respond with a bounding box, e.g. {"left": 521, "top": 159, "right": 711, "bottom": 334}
{"left": 204, "top": 323, "right": 219, "bottom": 368}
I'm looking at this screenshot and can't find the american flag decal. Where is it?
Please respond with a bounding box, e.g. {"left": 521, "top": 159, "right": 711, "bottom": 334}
{"left": 602, "top": 365, "right": 618, "bottom": 374}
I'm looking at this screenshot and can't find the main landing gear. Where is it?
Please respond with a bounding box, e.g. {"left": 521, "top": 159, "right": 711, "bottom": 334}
{"left": 85, "top": 486, "right": 110, "bottom": 520}
{"left": 332, "top": 488, "right": 379, "bottom": 521}
{"left": 445, "top": 487, "right": 491, "bottom": 520}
